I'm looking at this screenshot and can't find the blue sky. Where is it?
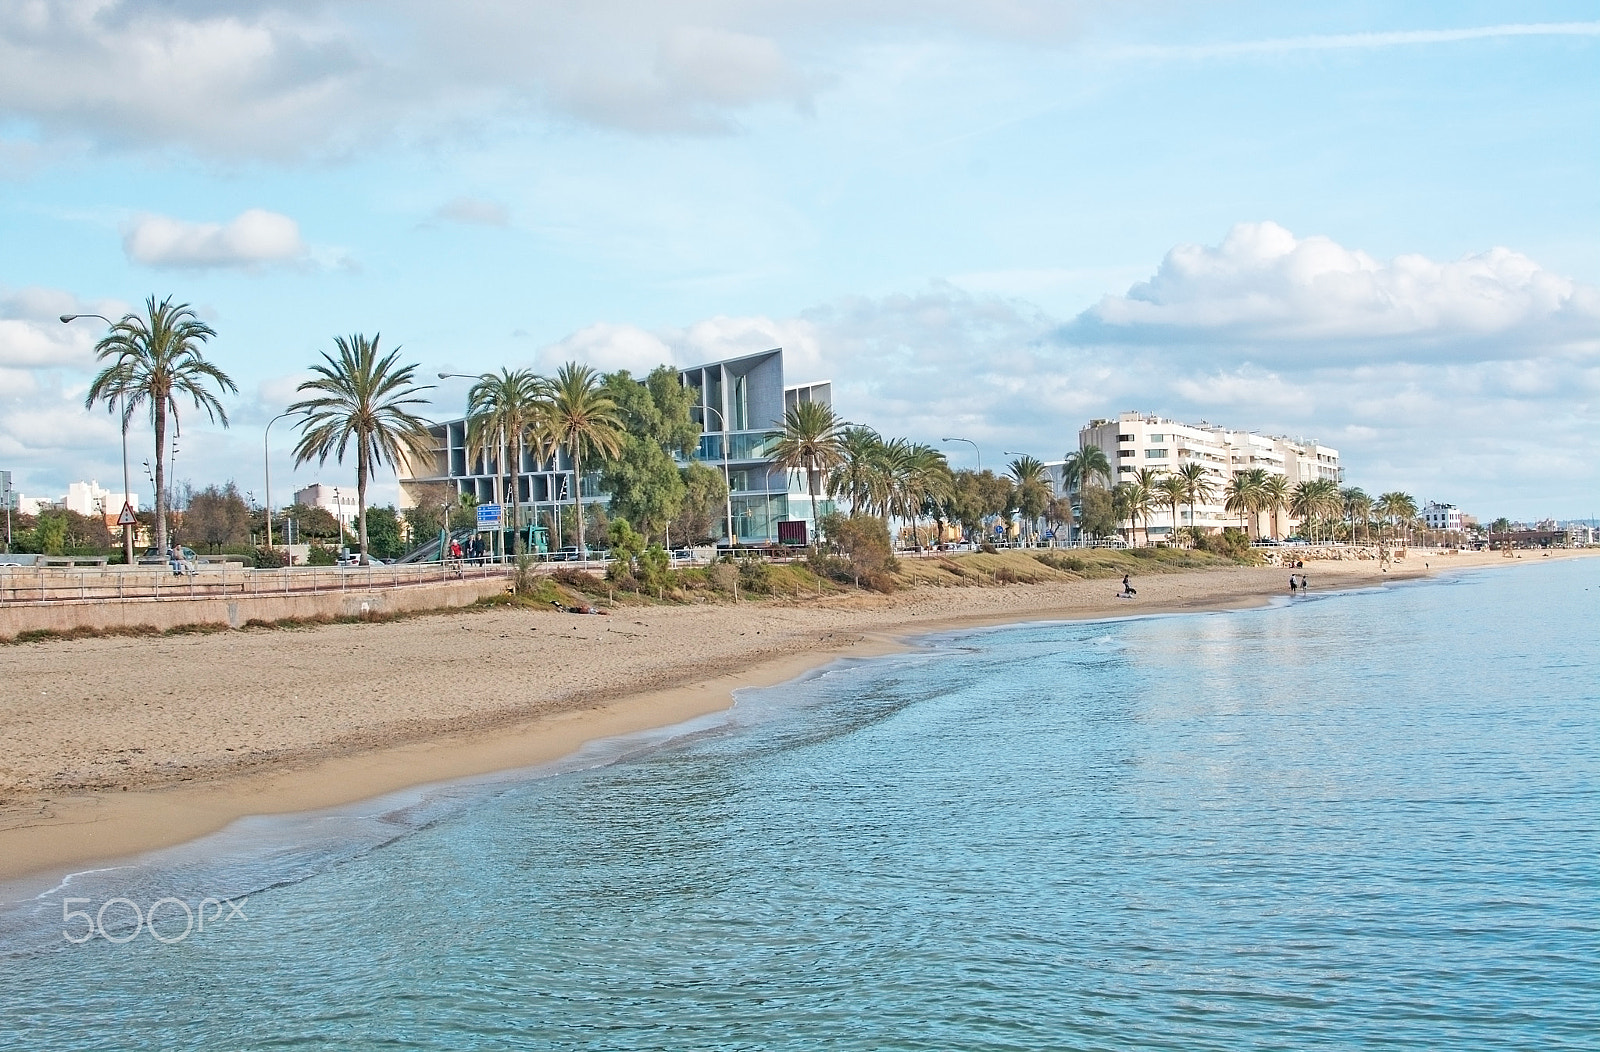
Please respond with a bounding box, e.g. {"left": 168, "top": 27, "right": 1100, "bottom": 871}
{"left": 2, "top": 1, "right": 1597, "bottom": 519}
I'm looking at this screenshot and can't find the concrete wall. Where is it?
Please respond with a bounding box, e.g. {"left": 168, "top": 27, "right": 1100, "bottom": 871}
{"left": 0, "top": 573, "right": 509, "bottom": 640}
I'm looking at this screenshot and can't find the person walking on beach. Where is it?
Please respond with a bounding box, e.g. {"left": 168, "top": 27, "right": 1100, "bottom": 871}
{"left": 1289, "top": 575, "right": 1297, "bottom": 594}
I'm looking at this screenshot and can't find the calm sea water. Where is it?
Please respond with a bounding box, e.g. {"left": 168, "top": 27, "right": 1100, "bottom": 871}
{"left": 3, "top": 560, "right": 1599, "bottom": 1050}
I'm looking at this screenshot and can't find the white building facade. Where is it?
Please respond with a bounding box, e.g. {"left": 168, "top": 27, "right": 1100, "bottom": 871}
{"left": 1421, "top": 502, "right": 1464, "bottom": 531}
{"left": 294, "top": 483, "right": 359, "bottom": 535}
{"left": 1073, "top": 412, "right": 1342, "bottom": 541}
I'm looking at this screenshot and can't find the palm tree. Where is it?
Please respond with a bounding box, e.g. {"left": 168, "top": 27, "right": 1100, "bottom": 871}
{"left": 1008, "top": 455, "right": 1049, "bottom": 544}
{"left": 1261, "top": 474, "right": 1291, "bottom": 541}
{"left": 1157, "top": 474, "right": 1188, "bottom": 545}
{"left": 1224, "top": 468, "right": 1269, "bottom": 539}
{"left": 772, "top": 399, "right": 846, "bottom": 532}
{"left": 1375, "top": 491, "right": 1419, "bottom": 546}
{"left": 466, "top": 368, "right": 546, "bottom": 555}
{"left": 826, "top": 426, "right": 884, "bottom": 513}
{"left": 84, "top": 296, "right": 237, "bottom": 556}
{"left": 905, "top": 444, "right": 954, "bottom": 546}
{"left": 1062, "top": 445, "right": 1112, "bottom": 545}
{"left": 1290, "top": 479, "right": 1343, "bottom": 541}
{"left": 289, "top": 334, "right": 435, "bottom": 565}
{"left": 544, "top": 362, "right": 625, "bottom": 556}
{"left": 1342, "top": 486, "right": 1372, "bottom": 544}
{"left": 1125, "top": 467, "right": 1161, "bottom": 546}
{"left": 1174, "top": 462, "right": 1217, "bottom": 546}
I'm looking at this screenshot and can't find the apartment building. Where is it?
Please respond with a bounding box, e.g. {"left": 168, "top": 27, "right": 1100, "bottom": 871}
{"left": 1073, "top": 412, "right": 1341, "bottom": 541}
{"left": 1421, "top": 502, "right": 1464, "bottom": 532}
{"left": 397, "top": 347, "right": 831, "bottom": 546}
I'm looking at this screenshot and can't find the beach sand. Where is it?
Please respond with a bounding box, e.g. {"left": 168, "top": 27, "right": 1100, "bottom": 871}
{"left": 0, "top": 549, "right": 1580, "bottom": 881}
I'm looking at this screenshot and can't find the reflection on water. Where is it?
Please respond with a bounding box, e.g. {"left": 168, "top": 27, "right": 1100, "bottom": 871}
{"left": 2, "top": 561, "right": 1598, "bottom": 1050}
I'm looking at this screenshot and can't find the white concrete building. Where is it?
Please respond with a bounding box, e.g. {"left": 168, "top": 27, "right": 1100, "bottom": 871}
{"left": 295, "top": 483, "right": 358, "bottom": 535}
{"left": 1422, "top": 502, "right": 1464, "bottom": 531}
{"left": 1073, "top": 412, "right": 1341, "bottom": 541}
{"left": 64, "top": 479, "right": 139, "bottom": 518}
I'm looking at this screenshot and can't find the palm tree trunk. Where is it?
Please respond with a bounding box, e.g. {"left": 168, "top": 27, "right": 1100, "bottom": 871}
{"left": 154, "top": 398, "right": 169, "bottom": 555}
{"left": 571, "top": 445, "right": 584, "bottom": 557}
{"left": 357, "top": 440, "right": 370, "bottom": 564}
{"left": 511, "top": 434, "right": 523, "bottom": 556}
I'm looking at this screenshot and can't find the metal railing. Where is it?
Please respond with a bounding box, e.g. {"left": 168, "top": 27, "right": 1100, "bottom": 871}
{"left": 0, "top": 562, "right": 511, "bottom": 607}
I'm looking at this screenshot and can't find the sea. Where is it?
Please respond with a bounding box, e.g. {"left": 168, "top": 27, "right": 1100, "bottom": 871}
{"left": 2, "top": 558, "right": 1597, "bottom": 1050}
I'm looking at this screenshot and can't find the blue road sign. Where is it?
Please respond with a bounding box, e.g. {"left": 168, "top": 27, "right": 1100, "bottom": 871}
{"left": 477, "top": 503, "right": 502, "bottom": 530}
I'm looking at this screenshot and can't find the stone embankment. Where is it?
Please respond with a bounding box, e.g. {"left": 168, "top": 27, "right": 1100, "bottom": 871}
{"left": 0, "top": 563, "right": 511, "bottom": 640}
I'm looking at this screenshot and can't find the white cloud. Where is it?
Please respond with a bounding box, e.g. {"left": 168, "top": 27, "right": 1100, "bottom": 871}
{"left": 536, "top": 322, "right": 677, "bottom": 376}
{"left": 1071, "top": 222, "right": 1600, "bottom": 361}
{"left": 0, "top": 0, "right": 1091, "bottom": 158}
{"left": 0, "top": 287, "right": 123, "bottom": 370}
{"left": 123, "top": 208, "right": 307, "bottom": 269}
{"left": 1117, "top": 20, "right": 1600, "bottom": 61}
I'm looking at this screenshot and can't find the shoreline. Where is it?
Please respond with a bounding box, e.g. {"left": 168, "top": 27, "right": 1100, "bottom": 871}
{"left": 1, "top": 550, "right": 1587, "bottom": 886}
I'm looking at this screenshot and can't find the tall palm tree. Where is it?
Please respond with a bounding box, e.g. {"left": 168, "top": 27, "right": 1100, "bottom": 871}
{"left": 1126, "top": 467, "right": 1161, "bottom": 546}
{"left": 1062, "top": 445, "right": 1112, "bottom": 545}
{"left": 1224, "top": 468, "right": 1270, "bottom": 539}
{"left": 1008, "top": 455, "right": 1049, "bottom": 544}
{"left": 826, "top": 426, "right": 884, "bottom": 513}
{"left": 1061, "top": 445, "right": 1113, "bottom": 495}
{"left": 1375, "top": 491, "right": 1419, "bottom": 546}
{"left": 905, "top": 444, "right": 954, "bottom": 546}
{"left": 466, "top": 368, "right": 546, "bottom": 555}
{"left": 1157, "top": 474, "right": 1188, "bottom": 545}
{"left": 84, "top": 296, "right": 236, "bottom": 556}
{"left": 1174, "top": 462, "right": 1217, "bottom": 546}
{"left": 544, "top": 362, "right": 625, "bottom": 556}
{"left": 1342, "top": 486, "right": 1372, "bottom": 544}
{"left": 1290, "top": 479, "right": 1344, "bottom": 541}
{"left": 772, "top": 400, "right": 847, "bottom": 532}
{"left": 1261, "top": 474, "right": 1291, "bottom": 541}
{"left": 289, "top": 334, "right": 435, "bottom": 565}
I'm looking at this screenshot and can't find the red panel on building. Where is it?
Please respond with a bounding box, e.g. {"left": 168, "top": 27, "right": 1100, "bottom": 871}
{"left": 778, "top": 520, "right": 808, "bottom": 546}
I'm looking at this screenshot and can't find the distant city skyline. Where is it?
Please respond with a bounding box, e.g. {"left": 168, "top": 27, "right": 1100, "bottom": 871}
{"left": 2, "top": 2, "right": 1596, "bottom": 519}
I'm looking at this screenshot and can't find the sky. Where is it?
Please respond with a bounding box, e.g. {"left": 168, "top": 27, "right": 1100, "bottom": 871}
{"left": 1, "top": 0, "right": 1596, "bottom": 520}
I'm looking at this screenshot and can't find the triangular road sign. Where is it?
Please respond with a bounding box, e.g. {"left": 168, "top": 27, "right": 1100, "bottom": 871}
{"left": 117, "top": 502, "right": 138, "bottom": 526}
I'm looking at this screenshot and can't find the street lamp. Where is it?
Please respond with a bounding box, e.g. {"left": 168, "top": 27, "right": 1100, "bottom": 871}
{"left": 698, "top": 403, "right": 738, "bottom": 548}
{"left": 264, "top": 411, "right": 294, "bottom": 550}
{"left": 61, "top": 313, "right": 136, "bottom": 566}
{"left": 941, "top": 437, "right": 981, "bottom": 472}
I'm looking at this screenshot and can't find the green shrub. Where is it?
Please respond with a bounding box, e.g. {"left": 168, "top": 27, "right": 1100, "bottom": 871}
{"left": 307, "top": 543, "right": 337, "bottom": 566}
{"left": 738, "top": 556, "right": 773, "bottom": 595}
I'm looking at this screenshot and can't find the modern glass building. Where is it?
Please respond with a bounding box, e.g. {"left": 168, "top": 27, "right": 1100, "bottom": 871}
{"left": 398, "top": 347, "right": 833, "bottom": 546}
{"left": 678, "top": 347, "right": 833, "bottom": 544}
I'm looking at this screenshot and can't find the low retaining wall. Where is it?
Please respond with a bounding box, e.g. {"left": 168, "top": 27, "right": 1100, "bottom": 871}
{"left": 0, "top": 572, "right": 511, "bottom": 640}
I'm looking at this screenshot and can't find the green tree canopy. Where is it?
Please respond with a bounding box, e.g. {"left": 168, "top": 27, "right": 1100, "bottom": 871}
{"left": 599, "top": 365, "right": 700, "bottom": 542}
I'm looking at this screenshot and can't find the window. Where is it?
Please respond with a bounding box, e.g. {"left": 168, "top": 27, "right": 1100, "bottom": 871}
{"left": 1145, "top": 448, "right": 1168, "bottom": 458}
{"left": 1117, "top": 434, "right": 1134, "bottom": 442}
{"left": 1119, "top": 450, "right": 1135, "bottom": 459}
{"left": 1149, "top": 433, "right": 1164, "bottom": 442}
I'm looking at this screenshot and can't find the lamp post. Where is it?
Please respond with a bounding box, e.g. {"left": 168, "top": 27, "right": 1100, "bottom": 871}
{"left": 61, "top": 313, "right": 137, "bottom": 566}
{"left": 699, "top": 403, "right": 737, "bottom": 548}
{"left": 941, "top": 436, "right": 981, "bottom": 472}
{"left": 264, "top": 411, "right": 293, "bottom": 551}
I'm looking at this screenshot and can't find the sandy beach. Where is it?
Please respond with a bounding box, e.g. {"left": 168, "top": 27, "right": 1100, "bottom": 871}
{"left": 0, "top": 549, "right": 1582, "bottom": 882}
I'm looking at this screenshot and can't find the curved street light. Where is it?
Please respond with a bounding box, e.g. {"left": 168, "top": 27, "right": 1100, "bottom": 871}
{"left": 941, "top": 436, "right": 981, "bottom": 472}
{"left": 264, "top": 411, "right": 295, "bottom": 550}
{"left": 698, "top": 403, "right": 738, "bottom": 549}
{"left": 61, "top": 313, "right": 136, "bottom": 566}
